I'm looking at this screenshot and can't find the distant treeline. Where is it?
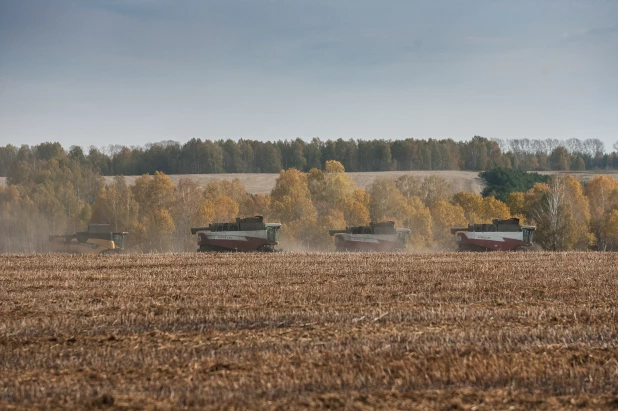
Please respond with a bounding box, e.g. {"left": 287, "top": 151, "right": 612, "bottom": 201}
{"left": 0, "top": 137, "right": 615, "bottom": 177}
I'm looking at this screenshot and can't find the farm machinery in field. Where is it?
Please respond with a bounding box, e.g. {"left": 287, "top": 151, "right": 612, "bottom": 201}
{"left": 450, "top": 218, "right": 536, "bottom": 251}
{"left": 329, "top": 221, "right": 411, "bottom": 252}
{"left": 49, "top": 224, "right": 128, "bottom": 254}
{"left": 191, "top": 216, "right": 281, "bottom": 252}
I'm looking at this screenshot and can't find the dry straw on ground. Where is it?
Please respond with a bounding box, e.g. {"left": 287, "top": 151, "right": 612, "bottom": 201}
{"left": 1, "top": 252, "right": 618, "bottom": 409}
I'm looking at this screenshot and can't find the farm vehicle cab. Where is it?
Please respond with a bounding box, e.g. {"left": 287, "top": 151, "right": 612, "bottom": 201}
{"left": 191, "top": 216, "right": 281, "bottom": 252}
{"left": 49, "top": 224, "right": 128, "bottom": 254}
{"left": 451, "top": 218, "right": 536, "bottom": 251}
{"left": 329, "top": 221, "right": 411, "bottom": 252}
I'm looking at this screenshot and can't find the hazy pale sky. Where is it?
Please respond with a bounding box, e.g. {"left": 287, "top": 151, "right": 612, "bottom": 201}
{"left": 1, "top": 0, "right": 617, "bottom": 148}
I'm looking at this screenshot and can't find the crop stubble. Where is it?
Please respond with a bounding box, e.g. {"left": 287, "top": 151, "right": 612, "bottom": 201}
{"left": 1, "top": 252, "right": 618, "bottom": 410}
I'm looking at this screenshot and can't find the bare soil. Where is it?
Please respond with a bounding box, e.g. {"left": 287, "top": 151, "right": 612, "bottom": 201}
{"left": 1, "top": 252, "right": 618, "bottom": 409}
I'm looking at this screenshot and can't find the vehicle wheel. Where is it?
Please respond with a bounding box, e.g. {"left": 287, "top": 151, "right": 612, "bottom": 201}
{"left": 514, "top": 246, "right": 528, "bottom": 252}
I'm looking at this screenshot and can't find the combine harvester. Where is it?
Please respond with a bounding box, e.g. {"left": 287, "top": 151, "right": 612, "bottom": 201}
{"left": 191, "top": 216, "right": 281, "bottom": 252}
{"left": 450, "top": 218, "right": 536, "bottom": 251}
{"left": 329, "top": 221, "right": 411, "bottom": 252}
{"left": 49, "top": 224, "right": 128, "bottom": 254}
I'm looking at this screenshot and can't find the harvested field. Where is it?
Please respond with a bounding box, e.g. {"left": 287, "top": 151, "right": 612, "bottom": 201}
{"left": 1, "top": 252, "right": 618, "bottom": 409}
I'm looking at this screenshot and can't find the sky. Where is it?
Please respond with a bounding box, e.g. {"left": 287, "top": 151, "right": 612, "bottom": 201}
{"left": 1, "top": 0, "right": 617, "bottom": 149}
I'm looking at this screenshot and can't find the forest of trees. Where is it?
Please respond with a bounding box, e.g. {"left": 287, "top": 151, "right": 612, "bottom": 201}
{"left": 0, "top": 136, "right": 617, "bottom": 178}
{"left": 2, "top": 143, "right": 618, "bottom": 253}
{"left": 479, "top": 168, "right": 552, "bottom": 202}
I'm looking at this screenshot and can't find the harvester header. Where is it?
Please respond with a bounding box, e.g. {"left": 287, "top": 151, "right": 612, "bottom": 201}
{"left": 49, "top": 224, "right": 128, "bottom": 254}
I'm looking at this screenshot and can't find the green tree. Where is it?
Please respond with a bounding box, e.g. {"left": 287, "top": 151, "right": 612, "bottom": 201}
{"left": 254, "top": 142, "right": 282, "bottom": 173}
{"left": 550, "top": 147, "right": 569, "bottom": 171}
{"left": 479, "top": 167, "right": 551, "bottom": 202}
{"left": 572, "top": 156, "right": 586, "bottom": 171}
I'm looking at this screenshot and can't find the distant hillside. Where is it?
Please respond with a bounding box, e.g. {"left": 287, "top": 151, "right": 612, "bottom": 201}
{"left": 3, "top": 170, "right": 618, "bottom": 195}
{"left": 99, "top": 171, "right": 484, "bottom": 195}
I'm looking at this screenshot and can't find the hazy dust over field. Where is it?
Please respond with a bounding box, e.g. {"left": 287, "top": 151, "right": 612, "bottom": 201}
{"left": 2, "top": 253, "right": 618, "bottom": 409}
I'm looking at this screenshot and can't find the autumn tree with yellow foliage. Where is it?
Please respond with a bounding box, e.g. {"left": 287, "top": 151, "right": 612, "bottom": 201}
{"left": 430, "top": 200, "right": 467, "bottom": 249}
{"left": 10, "top": 149, "right": 618, "bottom": 253}
{"left": 506, "top": 192, "right": 526, "bottom": 221}
{"left": 304, "top": 162, "right": 360, "bottom": 249}
{"left": 396, "top": 175, "right": 452, "bottom": 206}
{"left": 585, "top": 175, "right": 618, "bottom": 250}
{"left": 452, "top": 192, "right": 510, "bottom": 223}
{"left": 169, "top": 178, "right": 208, "bottom": 251}
{"left": 91, "top": 176, "right": 139, "bottom": 233}
{"left": 601, "top": 210, "right": 618, "bottom": 250}
{"left": 0, "top": 185, "right": 41, "bottom": 252}
{"left": 1, "top": 155, "right": 100, "bottom": 252}
{"left": 270, "top": 168, "right": 318, "bottom": 248}
{"left": 307, "top": 161, "right": 370, "bottom": 243}
{"left": 131, "top": 172, "right": 176, "bottom": 252}
{"left": 525, "top": 176, "right": 591, "bottom": 251}
{"left": 367, "top": 178, "right": 433, "bottom": 248}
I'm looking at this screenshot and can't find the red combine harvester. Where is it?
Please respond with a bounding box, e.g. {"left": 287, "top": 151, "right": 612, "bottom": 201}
{"left": 191, "top": 216, "right": 281, "bottom": 252}
{"left": 450, "top": 218, "right": 536, "bottom": 251}
{"left": 329, "top": 221, "right": 411, "bottom": 252}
